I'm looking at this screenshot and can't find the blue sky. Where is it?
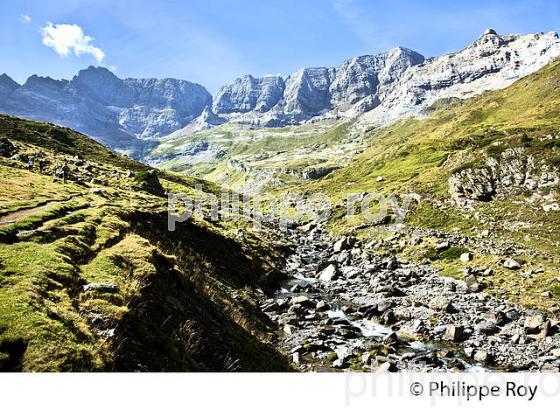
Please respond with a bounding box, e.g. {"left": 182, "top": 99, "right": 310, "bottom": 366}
{"left": 1, "top": 0, "right": 559, "bottom": 92}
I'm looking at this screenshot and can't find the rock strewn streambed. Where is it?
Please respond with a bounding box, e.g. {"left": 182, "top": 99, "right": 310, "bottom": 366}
{"left": 260, "top": 223, "right": 560, "bottom": 371}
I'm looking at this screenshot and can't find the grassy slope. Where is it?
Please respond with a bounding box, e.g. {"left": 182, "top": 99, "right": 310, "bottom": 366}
{"left": 150, "top": 120, "right": 362, "bottom": 191}
{"left": 0, "top": 115, "right": 290, "bottom": 371}
{"left": 299, "top": 59, "right": 560, "bottom": 313}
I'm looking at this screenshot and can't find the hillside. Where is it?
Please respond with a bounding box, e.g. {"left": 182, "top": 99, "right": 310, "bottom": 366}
{"left": 0, "top": 114, "right": 291, "bottom": 371}
{"left": 298, "top": 57, "right": 560, "bottom": 314}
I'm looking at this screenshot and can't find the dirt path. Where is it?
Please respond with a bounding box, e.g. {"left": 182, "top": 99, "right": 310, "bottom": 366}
{"left": 0, "top": 199, "right": 71, "bottom": 226}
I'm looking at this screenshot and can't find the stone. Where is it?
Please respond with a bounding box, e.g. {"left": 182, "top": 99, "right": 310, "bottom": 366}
{"left": 524, "top": 315, "right": 551, "bottom": 338}
{"left": 83, "top": 282, "right": 119, "bottom": 293}
{"left": 524, "top": 315, "right": 545, "bottom": 334}
{"left": 409, "top": 236, "right": 422, "bottom": 245}
{"left": 460, "top": 252, "right": 473, "bottom": 263}
{"left": 464, "top": 274, "right": 481, "bottom": 292}
{"left": 483, "top": 311, "right": 507, "bottom": 326}
{"left": 475, "top": 321, "right": 499, "bottom": 335}
{"left": 376, "top": 176, "right": 384, "bottom": 182}
{"left": 377, "top": 361, "right": 397, "bottom": 372}
{"left": 383, "top": 331, "right": 399, "bottom": 346}
{"left": 333, "top": 236, "right": 356, "bottom": 253}
{"left": 319, "top": 264, "right": 338, "bottom": 282}
{"left": 380, "top": 310, "right": 396, "bottom": 325}
{"left": 315, "top": 300, "right": 328, "bottom": 311}
{"left": 0, "top": 138, "right": 16, "bottom": 157}
{"left": 503, "top": 258, "right": 524, "bottom": 270}
{"left": 444, "top": 325, "right": 464, "bottom": 342}
{"left": 473, "top": 350, "right": 492, "bottom": 364}
{"left": 464, "top": 347, "right": 475, "bottom": 358}
{"left": 429, "top": 296, "right": 453, "bottom": 312}
{"left": 291, "top": 295, "right": 310, "bottom": 305}
{"left": 377, "top": 300, "right": 393, "bottom": 314}
{"left": 435, "top": 241, "right": 450, "bottom": 251}
{"left": 292, "top": 352, "right": 300, "bottom": 365}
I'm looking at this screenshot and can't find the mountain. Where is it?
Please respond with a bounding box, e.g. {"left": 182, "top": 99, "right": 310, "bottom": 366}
{"left": 161, "top": 29, "right": 559, "bottom": 139}
{"left": 1, "top": 30, "right": 559, "bottom": 158}
{"left": 210, "top": 47, "right": 425, "bottom": 127}
{"left": 148, "top": 31, "right": 560, "bottom": 195}
{"left": 0, "top": 67, "right": 211, "bottom": 156}
{"left": 360, "top": 29, "right": 560, "bottom": 125}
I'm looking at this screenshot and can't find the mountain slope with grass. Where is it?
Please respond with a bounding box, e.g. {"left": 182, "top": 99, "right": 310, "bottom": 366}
{"left": 0, "top": 114, "right": 291, "bottom": 371}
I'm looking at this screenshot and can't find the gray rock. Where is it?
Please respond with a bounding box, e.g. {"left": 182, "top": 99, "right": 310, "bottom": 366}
{"left": 444, "top": 325, "right": 464, "bottom": 342}
{"left": 0, "top": 66, "right": 212, "bottom": 155}
{"left": 524, "top": 315, "right": 551, "bottom": 338}
{"left": 333, "top": 236, "right": 356, "bottom": 252}
{"left": 503, "top": 258, "right": 524, "bottom": 270}
{"left": 429, "top": 296, "right": 453, "bottom": 312}
{"left": 83, "top": 282, "right": 119, "bottom": 293}
{"left": 464, "top": 274, "right": 481, "bottom": 292}
{"left": 213, "top": 75, "right": 284, "bottom": 114}
{"left": 319, "top": 264, "right": 338, "bottom": 282}
{"left": 473, "top": 350, "right": 492, "bottom": 364}
{"left": 475, "top": 321, "right": 499, "bottom": 335}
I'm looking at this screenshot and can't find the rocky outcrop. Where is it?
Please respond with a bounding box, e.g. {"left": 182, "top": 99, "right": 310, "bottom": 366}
{"left": 330, "top": 47, "right": 425, "bottom": 112}
{"left": 213, "top": 75, "right": 284, "bottom": 114}
{"left": 0, "top": 67, "right": 212, "bottom": 155}
{"left": 360, "top": 30, "right": 560, "bottom": 125}
{"left": 207, "top": 30, "right": 560, "bottom": 128}
{"left": 283, "top": 67, "right": 336, "bottom": 114}
{"left": 213, "top": 47, "right": 424, "bottom": 126}
{"left": 448, "top": 148, "right": 560, "bottom": 207}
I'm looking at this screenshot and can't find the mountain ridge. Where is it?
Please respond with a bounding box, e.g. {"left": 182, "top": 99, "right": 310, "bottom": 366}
{"left": 1, "top": 30, "right": 559, "bottom": 156}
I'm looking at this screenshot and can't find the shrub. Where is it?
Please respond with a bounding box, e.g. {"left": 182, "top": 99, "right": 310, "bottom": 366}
{"left": 425, "top": 246, "right": 469, "bottom": 261}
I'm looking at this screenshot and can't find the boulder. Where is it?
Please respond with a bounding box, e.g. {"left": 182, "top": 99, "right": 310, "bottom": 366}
{"left": 0, "top": 138, "right": 16, "bottom": 157}
{"left": 319, "top": 264, "right": 338, "bottom": 282}
{"left": 83, "top": 282, "right": 119, "bottom": 293}
{"left": 443, "top": 324, "right": 464, "bottom": 342}
{"left": 464, "top": 274, "right": 481, "bottom": 292}
{"left": 383, "top": 331, "right": 399, "bottom": 346}
{"left": 429, "top": 296, "right": 453, "bottom": 312}
{"left": 503, "top": 258, "right": 524, "bottom": 270}
{"left": 475, "top": 321, "right": 499, "bottom": 335}
{"left": 473, "top": 350, "right": 492, "bottom": 364}
{"left": 524, "top": 314, "right": 551, "bottom": 338}
{"left": 460, "top": 252, "right": 473, "bottom": 263}
{"left": 333, "top": 236, "right": 356, "bottom": 252}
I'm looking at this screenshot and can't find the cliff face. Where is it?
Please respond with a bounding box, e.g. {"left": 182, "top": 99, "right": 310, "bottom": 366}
{"left": 0, "top": 67, "right": 212, "bottom": 155}
{"left": 2, "top": 30, "right": 559, "bottom": 153}
{"left": 213, "top": 75, "right": 285, "bottom": 114}
{"left": 202, "top": 30, "right": 560, "bottom": 129}
{"left": 209, "top": 47, "right": 425, "bottom": 126}
{"left": 360, "top": 30, "right": 560, "bottom": 125}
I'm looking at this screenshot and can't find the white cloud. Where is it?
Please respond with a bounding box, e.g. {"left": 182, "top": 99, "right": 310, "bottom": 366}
{"left": 40, "top": 23, "right": 105, "bottom": 63}
{"left": 20, "top": 15, "right": 31, "bottom": 24}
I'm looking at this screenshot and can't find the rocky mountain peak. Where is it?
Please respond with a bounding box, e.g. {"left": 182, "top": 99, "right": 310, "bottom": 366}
{"left": 0, "top": 73, "right": 19, "bottom": 87}
{"left": 213, "top": 73, "right": 285, "bottom": 114}
{"left": 360, "top": 30, "right": 560, "bottom": 126}
{"left": 0, "top": 74, "right": 20, "bottom": 100}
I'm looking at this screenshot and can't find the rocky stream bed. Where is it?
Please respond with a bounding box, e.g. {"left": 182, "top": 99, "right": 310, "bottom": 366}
{"left": 259, "top": 223, "right": 560, "bottom": 372}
